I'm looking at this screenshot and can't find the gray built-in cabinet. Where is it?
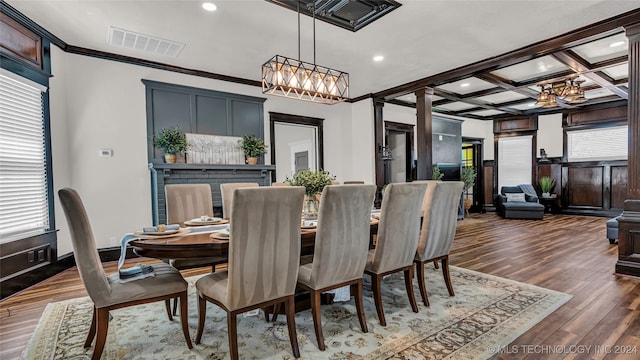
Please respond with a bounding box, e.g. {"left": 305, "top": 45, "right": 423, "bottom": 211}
{"left": 143, "top": 80, "right": 273, "bottom": 224}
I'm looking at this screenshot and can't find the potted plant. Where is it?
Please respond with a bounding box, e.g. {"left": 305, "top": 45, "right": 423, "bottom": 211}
{"left": 461, "top": 166, "right": 476, "bottom": 213}
{"left": 153, "top": 127, "right": 188, "bottom": 163}
{"left": 286, "top": 169, "right": 335, "bottom": 219}
{"left": 239, "top": 135, "right": 267, "bottom": 165}
{"left": 539, "top": 176, "right": 555, "bottom": 197}
{"left": 432, "top": 166, "right": 444, "bottom": 180}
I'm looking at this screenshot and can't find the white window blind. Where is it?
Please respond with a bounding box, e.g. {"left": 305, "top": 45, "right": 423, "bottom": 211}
{"left": 0, "top": 71, "right": 49, "bottom": 242}
{"left": 498, "top": 135, "right": 532, "bottom": 190}
{"left": 567, "top": 126, "right": 628, "bottom": 162}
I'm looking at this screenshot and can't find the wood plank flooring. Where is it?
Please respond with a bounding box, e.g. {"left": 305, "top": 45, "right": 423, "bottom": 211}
{"left": 1, "top": 214, "right": 639, "bottom": 359}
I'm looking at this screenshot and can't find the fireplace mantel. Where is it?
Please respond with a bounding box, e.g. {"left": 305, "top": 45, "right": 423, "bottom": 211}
{"left": 149, "top": 162, "right": 275, "bottom": 225}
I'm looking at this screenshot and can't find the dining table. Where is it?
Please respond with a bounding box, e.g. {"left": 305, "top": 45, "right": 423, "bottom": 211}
{"left": 129, "top": 217, "right": 380, "bottom": 262}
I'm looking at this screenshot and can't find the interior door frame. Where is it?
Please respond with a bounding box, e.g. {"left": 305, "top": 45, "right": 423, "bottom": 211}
{"left": 269, "top": 112, "right": 324, "bottom": 182}
{"left": 462, "top": 136, "right": 484, "bottom": 213}
{"left": 384, "top": 121, "right": 415, "bottom": 184}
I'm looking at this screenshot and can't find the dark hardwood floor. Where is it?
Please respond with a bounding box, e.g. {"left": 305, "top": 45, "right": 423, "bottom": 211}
{"left": 1, "top": 214, "right": 638, "bottom": 359}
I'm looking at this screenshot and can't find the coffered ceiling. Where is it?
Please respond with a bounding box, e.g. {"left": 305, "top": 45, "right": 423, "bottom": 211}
{"left": 4, "top": 1, "right": 639, "bottom": 120}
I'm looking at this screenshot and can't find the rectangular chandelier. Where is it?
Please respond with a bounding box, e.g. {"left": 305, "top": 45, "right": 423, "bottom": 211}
{"left": 262, "top": 55, "right": 349, "bottom": 105}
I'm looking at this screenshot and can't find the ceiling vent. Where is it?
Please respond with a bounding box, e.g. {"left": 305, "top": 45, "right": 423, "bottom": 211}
{"left": 108, "top": 26, "right": 185, "bottom": 58}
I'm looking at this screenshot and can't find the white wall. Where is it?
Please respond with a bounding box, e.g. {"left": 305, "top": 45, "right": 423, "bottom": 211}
{"left": 349, "top": 99, "right": 375, "bottom": 183}
{"left": 50, "top": 49, "right": 354, "bottom": 255}
{"left": 537, "top": 113, "right": 563, "bottom": 158}
{"left": 462, "top": 118, "right": 494, "bottom": 161}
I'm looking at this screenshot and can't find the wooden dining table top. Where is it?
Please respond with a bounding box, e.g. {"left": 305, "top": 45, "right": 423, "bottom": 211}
{"left": 130, "top": 219, "right": 379, "bottom": 260}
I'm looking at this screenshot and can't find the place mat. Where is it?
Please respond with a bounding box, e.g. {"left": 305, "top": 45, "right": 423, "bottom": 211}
{"left": 184, "top": 218, "right": 228, "bottom": 226}
{"left": 133, "top": 228, "right": 191, "bottom": 239}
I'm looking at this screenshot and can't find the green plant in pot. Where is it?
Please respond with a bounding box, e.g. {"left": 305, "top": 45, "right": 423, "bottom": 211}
{"left": 286, "top": 169, "right": 335, "bottom": 220}
{"left": 239, "top": 135, "right": 267, "bottom": 165}
{"left": 432, "top": 166, "right": 444, "bottom": 180}
{"left": 153, "top": 127, "right": 188, "bottom": 163}
{"left": 539, "top": 176, "right": 555, "bottom": 197}
{"left": 461, "top": 166, "right": 476, "bottom": 212}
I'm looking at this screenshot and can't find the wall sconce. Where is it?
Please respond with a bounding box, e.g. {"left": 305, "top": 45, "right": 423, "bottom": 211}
{"left": 379, "top": 145, "right": 394, "bottom": 161}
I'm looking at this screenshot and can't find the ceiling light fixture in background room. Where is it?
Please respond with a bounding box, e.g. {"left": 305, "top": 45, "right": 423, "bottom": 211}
{"left": 535, "top": 77, "right": 586, "bottom": 108}
{"left": 202, "top": 2, "right": 217, "bottom": 11}
{"left": 261, "top": 1, "right": 349, "bottom": 104}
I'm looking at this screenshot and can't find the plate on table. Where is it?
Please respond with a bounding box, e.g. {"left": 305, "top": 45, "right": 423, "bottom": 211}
{"left": 184, "top": 217, "right": 227, "bottom": 226}
{"left": 209, "top": 230, "right": 230, "bottom": 240}
{"left": 134, "top": 228, "right": 190, "bottom": 239}
{"left": 301, "top": 220, "right": 318, "bottom": 229}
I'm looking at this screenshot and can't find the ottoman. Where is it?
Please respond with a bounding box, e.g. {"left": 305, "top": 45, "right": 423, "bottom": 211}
{"left": 606, "top": 215, "right": 621, "bottom": 244}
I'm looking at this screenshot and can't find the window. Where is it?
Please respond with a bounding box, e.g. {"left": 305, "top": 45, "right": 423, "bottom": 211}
{"left": 567, "top": 126, "right": 628, "bottom": 162}
{"left": 498, "top": 135, "right": 532, "bottom": 190}
{"left": 0, "top": 70, "right": 50, "bottom": 242}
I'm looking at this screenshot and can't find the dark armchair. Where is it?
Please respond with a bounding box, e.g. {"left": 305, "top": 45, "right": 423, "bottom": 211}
{"left": 495, "top": 184, "right": 544, "bottom": 220}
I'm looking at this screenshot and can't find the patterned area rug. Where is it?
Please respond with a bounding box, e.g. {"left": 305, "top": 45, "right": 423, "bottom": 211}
{"left": 22, "top": 266, "right": 570, "bottom": 360}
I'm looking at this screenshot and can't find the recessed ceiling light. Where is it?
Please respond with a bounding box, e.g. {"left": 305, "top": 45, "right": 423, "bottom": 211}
{"left": 373, "top": 55, "right": 384, "bottom": 62}
{"left": 609, "top": 41, "right": 625, "bottom": 48}
{"left": 202, "top": 2, "right": 217, "bottom": 11}
{"left": 460, "top": 83, "right": 470, "bottom": 87}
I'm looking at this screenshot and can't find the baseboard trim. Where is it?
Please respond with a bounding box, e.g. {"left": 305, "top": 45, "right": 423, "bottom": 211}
{"left": 0, "top": 247, "right": 139, "bottom": 300}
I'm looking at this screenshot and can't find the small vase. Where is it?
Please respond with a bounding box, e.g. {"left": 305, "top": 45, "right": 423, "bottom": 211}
{"left": 164, "top": 153, "right": 177, "bottom": 164}
{"left": 247, "top": 157, "right": 258, "bottom": 165}
{"left": 303, "top": 196, "right": 319, "bottom": 220}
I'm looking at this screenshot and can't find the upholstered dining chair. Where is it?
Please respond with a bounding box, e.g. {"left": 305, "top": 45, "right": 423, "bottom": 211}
{"left": 414, "top": 181, "right": 464, "bottom": 307}
{"left": 219, "top": 182, "right": 259, "bottom": 219}
{"left": 58, "top": 188, "right": 192, "bottom": 360}
{"left": 194, "top": 186, "right": 305, "bottom": 360}
{"left": 271, "top": 182, "right": 290, "bottom": 186}
{"left": 165, "top": 183, "right": 226, "bottom": 314}
{"left": 364, "top": 182, "right": 427, "bottom": 326}
{"left": 297, "top": 184, "right": 376, "bottom": 351}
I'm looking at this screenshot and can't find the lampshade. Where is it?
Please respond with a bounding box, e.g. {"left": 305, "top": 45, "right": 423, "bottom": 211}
{"left": 535, "top": 77, "right": 586, "bottom": 108}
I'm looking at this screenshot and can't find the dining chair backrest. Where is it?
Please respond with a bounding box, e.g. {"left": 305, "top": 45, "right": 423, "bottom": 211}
{"left": 309, "top": 184, "right": 376, "bottom": 289}
{"left": 58, "top": 188, "right": 111, "bottom": 307}
{"left": 413, "top": 180, "right": 440, "bottom": 217}
{"left": 165, "top": 184, "right": 213, "bottom": 224}
{"left": 220, "top": 182, "right": 259, "bottom": 219}
{"left": 416, "top": 181, "right": 464, "bottom": 261}
{"left": 343, "top": 181, "right": 365, "bottom": 184}
{"left": 227, "top": 186, "right": 305, "bottom": 309}
{"left": 369, "top": 182, "right": 427, "bottom": 273}
{"left": 271, "top": 182, "right": 290, "bottom": 186}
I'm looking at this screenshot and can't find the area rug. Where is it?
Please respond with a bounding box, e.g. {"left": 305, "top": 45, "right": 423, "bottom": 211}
{"left": 22, "top": 266, "right": 571, "bottom": 360}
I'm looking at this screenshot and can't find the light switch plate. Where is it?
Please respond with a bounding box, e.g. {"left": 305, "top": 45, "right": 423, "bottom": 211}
{"left": 99, "top": 149, "right": 113, "bottom": 157}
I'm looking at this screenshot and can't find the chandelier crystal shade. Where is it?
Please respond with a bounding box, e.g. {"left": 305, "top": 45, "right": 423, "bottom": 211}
{"left": 262, "top": 55, "right": 349, "bottom": 104}
{"left": 535, "top": 77, "right": 586, "bottom": 108}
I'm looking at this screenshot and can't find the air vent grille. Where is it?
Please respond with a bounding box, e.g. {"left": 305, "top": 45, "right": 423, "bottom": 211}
{"left": 108, "top": 26, "right": 185, "bottom": 58}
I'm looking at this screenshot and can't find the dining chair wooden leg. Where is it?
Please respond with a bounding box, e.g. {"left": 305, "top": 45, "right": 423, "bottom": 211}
{"left": 404, "top": 267, "right": 419, "bottom": 313}
{"left": 195, "top": 294, "right": 207, "bottom": 344}
{"left": 172, "top": 297, "right": 178, "bottom": 317}
{"left": 415, "top": 260, "right": 430, "bottom": 307}
{"left": 84, "top": 306, "right": 97, "bottom": 348}
{"left": 370, "top": 274, "right": 386, "bottom": 326}
{"left": 442, "top": 256, "right": 455, "bottom": 296}
{"left": 271, "top": 303, "right": 282, "bottom": 322}
{"left": 179, "top": 292, "right": 193, "bottom": 349}
{"left": 285, "top": 295, "right": 301, "bottom": 358}
{"left": 309, "top": 289, "right": 325, "bottom": 351}
{"left": 433, "top": 260, "right": 439, "bottom": 269}
{"left": 164, "top": 299, "right": 173, "bottom": 321}
{"left": 91, "top": 307, "right": 110, "bottom": 360}
{"left": 353, "top": 280, "right": 368, "bottom": 333}
{"left": 228, "top": 312, "right": 239, "bottom": 360}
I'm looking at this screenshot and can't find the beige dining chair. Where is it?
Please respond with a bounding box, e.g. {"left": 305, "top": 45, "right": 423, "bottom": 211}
{"left": 165, "top": 183, "right": 226, "bottom": 314}
{"left": 58, "top": 188, "right": 192, "bottom": 360}
{"left": 194, "top": 186, "right": 305, "bottom": 360}
{"left": 271, "top": 182, "right": 290, "bottom": 186}
{"left": 297, "top": 184, "right": 376, "bottom": 351}
{"left": 364, "top": 182, "right": 427, "bottom": 326}
{"left": 220, "top": 182, "right": 259, "bottom": 219}
{"left": 414, "top": 181, "right": 464, "bottom": 307}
